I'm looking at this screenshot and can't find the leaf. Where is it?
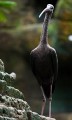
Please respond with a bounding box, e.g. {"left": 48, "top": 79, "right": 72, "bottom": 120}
{"left": 0, "top": 1, "right": 17, "bottom": 10}
{"left": 0, "top": 11, "right": 7, "bottom": 22}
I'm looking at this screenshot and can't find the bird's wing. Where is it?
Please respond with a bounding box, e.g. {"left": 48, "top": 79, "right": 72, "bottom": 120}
{"left": 30, "top": 51, "right": 36, "bottom": 76}
{"left": 51, "top": 49, "right": 58, "bottom": 83}
{"left": 30, "top": 51, "right": 43, "bottom": 85}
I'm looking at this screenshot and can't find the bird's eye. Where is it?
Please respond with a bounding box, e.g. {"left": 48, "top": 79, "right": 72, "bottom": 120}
{"left": 50, "top": 6, "right": 53, "bottom": 10}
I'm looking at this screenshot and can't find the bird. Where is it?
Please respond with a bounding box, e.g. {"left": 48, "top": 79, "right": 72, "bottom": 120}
{"left": 30, "top": 4, "right": 58, "bottom": 117}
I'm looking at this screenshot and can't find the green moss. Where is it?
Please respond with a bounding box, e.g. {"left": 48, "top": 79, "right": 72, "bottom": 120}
{"left": 5, "top": 86, "right": 24, "bottom": 100}
{"left": 0, "top": 80, "right": 7, "bottom": 93}
{"left": 0, "top": 59, "right": 4, "bottom": 72}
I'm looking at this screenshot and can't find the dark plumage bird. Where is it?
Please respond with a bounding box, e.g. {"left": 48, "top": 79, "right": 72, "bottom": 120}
{"left": 30, "top": 4, "right": 58, "bottom": 117}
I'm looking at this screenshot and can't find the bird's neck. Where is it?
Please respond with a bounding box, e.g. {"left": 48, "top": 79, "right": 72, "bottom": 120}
{"left": 40, "top": 13, "right": 50, "bottom": 45}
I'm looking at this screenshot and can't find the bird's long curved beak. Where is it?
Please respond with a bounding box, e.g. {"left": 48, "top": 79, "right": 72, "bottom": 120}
{"left": 39, "top": 8, "right": 48, "bottom": 18}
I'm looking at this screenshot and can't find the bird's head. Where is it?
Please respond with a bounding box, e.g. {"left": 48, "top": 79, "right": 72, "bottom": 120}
{"left": 39, "top": 4, "right": 54, "bottom": 18}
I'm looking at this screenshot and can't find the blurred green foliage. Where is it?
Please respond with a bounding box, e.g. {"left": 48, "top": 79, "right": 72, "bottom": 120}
{"left": 0, "top": 1, "right": 17, "bottom": 23}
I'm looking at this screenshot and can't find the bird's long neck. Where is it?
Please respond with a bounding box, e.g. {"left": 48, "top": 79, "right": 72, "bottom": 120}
{"left": 40, "top": 13, "right": 50, "bottom": 45}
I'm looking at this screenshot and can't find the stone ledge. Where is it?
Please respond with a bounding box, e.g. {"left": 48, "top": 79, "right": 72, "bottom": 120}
{"left": 27, "top": 110, "right": 56, "bottom": 120}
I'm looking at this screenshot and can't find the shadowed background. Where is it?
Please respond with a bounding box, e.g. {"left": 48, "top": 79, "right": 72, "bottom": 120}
{"left": 0, "top": 0, "right": 72, "bottom": 119}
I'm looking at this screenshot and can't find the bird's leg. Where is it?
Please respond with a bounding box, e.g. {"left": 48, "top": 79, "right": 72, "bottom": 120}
{"left": 48, "top": 84, "right": 52, "bottom": 118}
{"left": 40, "top": 86, "right": 46, "bottom": 115}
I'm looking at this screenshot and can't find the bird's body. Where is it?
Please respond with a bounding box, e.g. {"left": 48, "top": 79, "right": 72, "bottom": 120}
{"left": 30, "top": 4, "right": 58, "bottom": 116}
{"left": 31, "top": 44, "right": 57, "bottom": 98}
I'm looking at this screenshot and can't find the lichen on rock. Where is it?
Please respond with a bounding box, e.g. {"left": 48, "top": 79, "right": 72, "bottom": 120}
{"left": 0, "top": 59, "right": 28, "bottom": 120}
{"left": 0, "top": 59, "right": 5, "bottom": 72}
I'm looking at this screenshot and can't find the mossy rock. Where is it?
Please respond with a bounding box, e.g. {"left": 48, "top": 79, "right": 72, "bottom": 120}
{"left": 5, "top": 86, "right": 24, "bottom": 100}
{"left": 27, "top": 111, "right": 56, "bottom": 120}
{"left": 0, "top": 59, "right": 4, "bottom": 72}
{"left": 0, "top": 80, "right": 7, "bottom": 93}
{"left": 1, "top": 95, "right": 30, "bottom": 111}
